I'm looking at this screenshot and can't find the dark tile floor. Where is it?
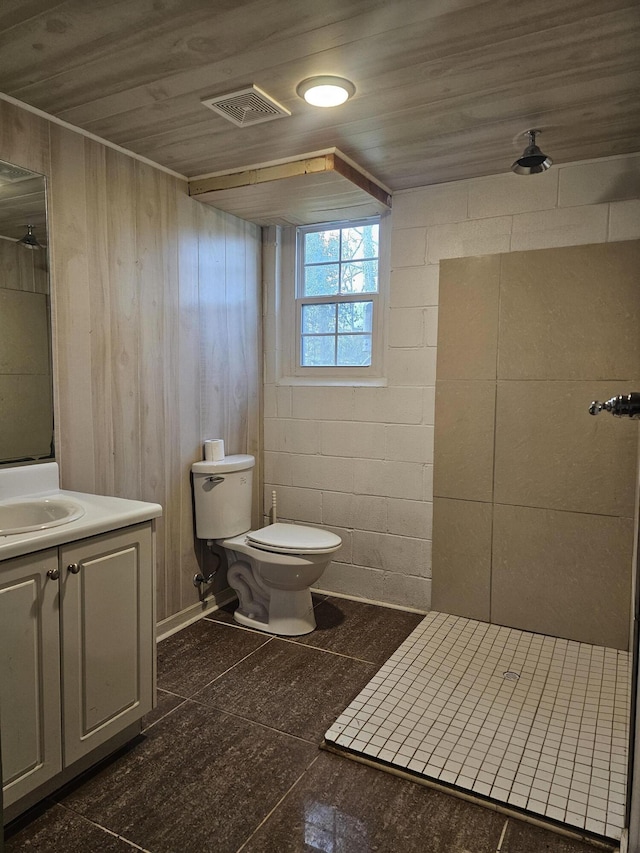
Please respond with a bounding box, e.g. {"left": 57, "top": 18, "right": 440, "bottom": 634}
{"left": 4, "top": 596, "right": 611, "bottom": 853}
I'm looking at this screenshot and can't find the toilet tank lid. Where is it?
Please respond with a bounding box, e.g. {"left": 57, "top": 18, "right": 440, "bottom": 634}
{"left": 192, "top": 454, "right": 255, "bottom": 474}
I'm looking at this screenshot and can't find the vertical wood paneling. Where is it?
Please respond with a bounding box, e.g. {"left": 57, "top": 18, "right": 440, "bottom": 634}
{"left": 0, "top": 99, "right": 50, "bottom": 177}
{"left": 84, "top": 137, "right": 115, "bottom": 497}
{"left": 0, "top": 99, "right": 262, "bottom": 624}
{"left": 198, "top": 204, "right": 229, "bottom": 444}
{"left": 106, "top": 147, "right": 141, "bottom": 500}
{"left": 48, "top": 125, "right": 96, "bottom": 494}
{"left": 176, "top": 189, "right": 202, "bottom": 612}
{"left": 135, "top": 161, "right": 169, "bottom": 611}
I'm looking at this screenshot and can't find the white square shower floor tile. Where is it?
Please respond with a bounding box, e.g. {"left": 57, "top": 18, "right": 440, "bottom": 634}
{"left": 325, "top": 611, "right": 630, "bottom": 841}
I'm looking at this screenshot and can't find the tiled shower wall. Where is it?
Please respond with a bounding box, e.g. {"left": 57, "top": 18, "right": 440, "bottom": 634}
{"left": 431, "top": 243, "right": 640, "bottom": 650}
{"left": 262, "top": 153, "right": 640, "bottom": 613}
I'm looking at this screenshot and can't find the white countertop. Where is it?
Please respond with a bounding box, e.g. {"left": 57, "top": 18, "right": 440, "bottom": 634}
{"left": 0, "top": 463, "right": 162, "bottom": 560}
{"left": 0, "top": 489, "right": 162, "bottom": 561}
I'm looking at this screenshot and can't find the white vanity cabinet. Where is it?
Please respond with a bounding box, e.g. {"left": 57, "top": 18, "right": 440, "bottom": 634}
{"left": 0, "top": 522, "right": 154, "bottom": 815}
{"left": 0, "top": 548, "right": 61, "bottom": 808}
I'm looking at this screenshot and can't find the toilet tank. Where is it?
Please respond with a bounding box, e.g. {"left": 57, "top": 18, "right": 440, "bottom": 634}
{"left": 191, "top": 454, "right": 255, "bottom": 539}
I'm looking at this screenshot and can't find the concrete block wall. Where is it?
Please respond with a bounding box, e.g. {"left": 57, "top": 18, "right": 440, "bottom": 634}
{"left": 262, "top": 152, "right": 640, "bottom": 612}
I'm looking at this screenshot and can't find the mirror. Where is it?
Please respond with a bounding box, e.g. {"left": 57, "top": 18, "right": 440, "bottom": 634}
{"left": 0, "top": 159, "right": 53, "bottom": 465}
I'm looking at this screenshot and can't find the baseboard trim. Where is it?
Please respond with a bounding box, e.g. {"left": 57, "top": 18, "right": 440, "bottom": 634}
{"left": 311, "top": 587, "right": 428, "bottom": 615}
{"left": 156, "top": 588, "right": 237, "bottom": 642}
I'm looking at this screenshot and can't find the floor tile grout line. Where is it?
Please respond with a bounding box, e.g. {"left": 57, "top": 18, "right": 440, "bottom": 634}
{"left": 141, "top": 695, "right": 188, "bottom": 734}
{"left": 56, "top": 803, "right": 152, "bottom": 852}
{"left": 164, "top": 635, "right": 275, "bottom": 700}
{"left": 186, "top": 694, "right": 326, "bottom": 747}
{"left": 276, "top": 634, "right": 383, "bottom": 665}
{"left": 233, "top": 754, "right": 322, "bottom": 853}
{"left": 204, "top": 611, "right": 402, "bottom": 665}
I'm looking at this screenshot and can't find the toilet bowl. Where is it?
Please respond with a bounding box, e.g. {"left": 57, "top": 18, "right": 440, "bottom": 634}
{"left": 191, "top": 456, "right": 341, "bottom": 636}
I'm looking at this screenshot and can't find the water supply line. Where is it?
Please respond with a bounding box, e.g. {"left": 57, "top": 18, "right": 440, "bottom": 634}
{"left": 192, "top": 542, "right": 221, "bottom": 587}
{"left": 270, "top": 489, "right": 277, "bottom": 525}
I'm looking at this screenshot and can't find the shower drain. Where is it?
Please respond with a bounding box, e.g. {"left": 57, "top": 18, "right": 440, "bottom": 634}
{"left": 502, "top": 671, "right": 520, "bottom": 681}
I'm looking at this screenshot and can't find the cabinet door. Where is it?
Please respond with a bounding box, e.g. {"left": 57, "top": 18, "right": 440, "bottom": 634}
{"left": 0, "top": 550, "right": 61, "bottom": 808}
{"left": 60, "top": 523, "right": 153, "bottom": 766}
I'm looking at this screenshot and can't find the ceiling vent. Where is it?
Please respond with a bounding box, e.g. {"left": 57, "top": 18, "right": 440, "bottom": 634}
{"left": 201, "top": 85, "right": 291, "bottom": 128}
{"left": 0, "top": 162, "right": 37, "bottom": 183}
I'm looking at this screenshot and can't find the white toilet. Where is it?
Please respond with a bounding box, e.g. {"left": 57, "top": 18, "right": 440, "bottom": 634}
{"left": 191, "top": 454, "right": 341, "bottom": 636}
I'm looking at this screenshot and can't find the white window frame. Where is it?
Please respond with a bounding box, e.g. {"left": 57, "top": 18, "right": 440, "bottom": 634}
{"left": 276, "top": 213, "right": 389, "bottom": 385}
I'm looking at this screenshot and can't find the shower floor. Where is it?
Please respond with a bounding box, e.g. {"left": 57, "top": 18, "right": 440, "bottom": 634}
{"left": 325, "top": 611, "right": 630, "bottom": 841}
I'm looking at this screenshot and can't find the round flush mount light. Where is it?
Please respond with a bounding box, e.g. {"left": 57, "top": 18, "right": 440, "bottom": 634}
{"left": 296, "top": 76, "right": 356, "bottom": 107}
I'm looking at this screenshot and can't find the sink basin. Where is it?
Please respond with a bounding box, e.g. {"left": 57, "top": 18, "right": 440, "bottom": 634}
{"left": 0, "top": 498, "right": 85, "bottom": 535}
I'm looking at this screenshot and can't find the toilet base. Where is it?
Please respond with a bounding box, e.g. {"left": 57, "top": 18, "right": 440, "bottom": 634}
{"left": 234, "top": 587, "right": 317, "bottom": 636}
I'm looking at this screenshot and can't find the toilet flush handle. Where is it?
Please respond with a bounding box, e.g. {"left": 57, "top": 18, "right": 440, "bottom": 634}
{"left": 204, "top": 475, "right": 225, "bottom": 490}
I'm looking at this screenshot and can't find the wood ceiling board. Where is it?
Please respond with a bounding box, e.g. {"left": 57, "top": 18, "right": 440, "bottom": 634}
{"left": 73, "top": 5, "right": 638, "bottom": 148}
{"left": 0, "top": 0, "right": 637, "bottom": 191}
{"left": 189, "top": 154, "right": 391, "bottom": 226}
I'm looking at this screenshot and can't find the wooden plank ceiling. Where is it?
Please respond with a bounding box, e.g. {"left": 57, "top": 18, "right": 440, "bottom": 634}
{"left": 0, "top": 0, "right": 638, "bottom": 194}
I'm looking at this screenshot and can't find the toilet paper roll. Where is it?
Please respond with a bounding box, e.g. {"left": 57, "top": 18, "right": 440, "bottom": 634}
{"left": 204, "top": 439, "right": 225, "bottom": 461}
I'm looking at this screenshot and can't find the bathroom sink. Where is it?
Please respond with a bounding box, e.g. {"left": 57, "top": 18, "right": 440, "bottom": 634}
{"left": 0, "top": 497, "right": 85, "bottom": 535}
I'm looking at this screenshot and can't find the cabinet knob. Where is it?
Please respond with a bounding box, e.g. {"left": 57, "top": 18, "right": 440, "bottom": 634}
{"left": 46, "top": 568, "right": 60, "bottom": 580}
{"left": 67, "top": 562, "right": 81, "bottom": 575}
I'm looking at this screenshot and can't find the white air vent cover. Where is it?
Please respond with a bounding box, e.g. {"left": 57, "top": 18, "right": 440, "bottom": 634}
{"left": 201, "top": 85, "right": 291, "bottom": 127}
{"left": 0, "top": 162, "right": 36, "bottom": 183}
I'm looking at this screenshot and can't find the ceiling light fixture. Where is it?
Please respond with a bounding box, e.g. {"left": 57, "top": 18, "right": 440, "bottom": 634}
{"left": 17, "top": 224, "right": 42, "bottom": 250}
{"left": 296, "top": 76, "right": 356, "bottom": 108}
{"left": 511, "top": 129, "right": 553, "bottom": 175}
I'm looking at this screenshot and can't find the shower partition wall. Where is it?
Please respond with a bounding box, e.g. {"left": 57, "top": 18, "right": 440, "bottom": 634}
{"left": 431, "top": 240, "right": 640, "bottom": 649}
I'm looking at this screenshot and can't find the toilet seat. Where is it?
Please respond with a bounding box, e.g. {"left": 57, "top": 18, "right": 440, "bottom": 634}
{"left": 246, "top": 522, "right": 341, "bottom": 555}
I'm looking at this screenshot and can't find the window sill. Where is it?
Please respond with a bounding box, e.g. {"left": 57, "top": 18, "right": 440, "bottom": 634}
{"left": 277, "top": 375, "right": 388, "bottom": 388}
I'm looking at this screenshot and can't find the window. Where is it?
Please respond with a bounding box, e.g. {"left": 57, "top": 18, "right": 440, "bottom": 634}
{"left": 295, "top": 218, "right": 382, "bottom": 376}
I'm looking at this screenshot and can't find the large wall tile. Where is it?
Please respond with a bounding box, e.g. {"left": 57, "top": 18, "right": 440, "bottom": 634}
{"left": 491, "top": 504, "right": 633, "bottom": 649}
{"left": 494, "top": 381, "right": 639, "bottom": 517}
{"left": 431, "top": 498, "right": 492, "bottom": 622}
{"left": 433, "top": 380, "right": 496, "bottom": 502}
{"left": 498, "top": 241, "right": 640, "bottom": 380}
{"left": 437, "top": 255, "right": 500, "bottom": 380}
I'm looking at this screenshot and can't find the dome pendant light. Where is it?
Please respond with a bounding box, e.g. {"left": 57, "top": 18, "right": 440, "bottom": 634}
{"left": 296, "top": 76, "right": 356, "bottom": 107}
{"left": 17, "top": 224, "right": 43, "bottom": 250}
{"left": 512, "top": 129, "right": 553, "bottom": 175}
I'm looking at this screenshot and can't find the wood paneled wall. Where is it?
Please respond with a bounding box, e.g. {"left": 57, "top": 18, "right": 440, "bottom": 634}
{"left": 0, "top": 98, "right": 262, "bottom": 623}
